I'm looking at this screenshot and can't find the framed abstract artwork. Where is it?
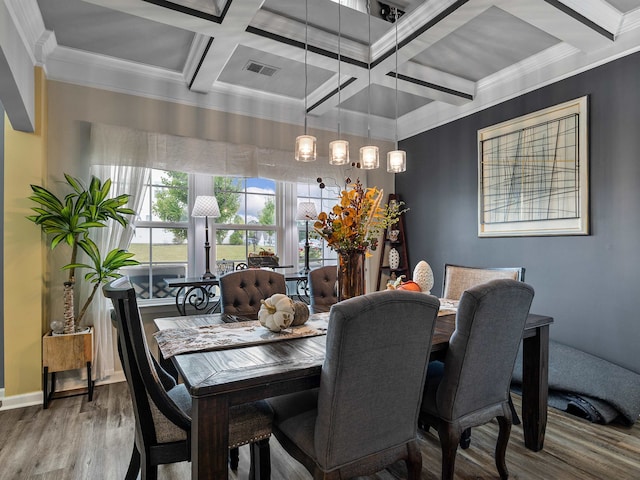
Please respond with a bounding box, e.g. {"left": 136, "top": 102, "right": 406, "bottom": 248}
{"left": 478, "top": 96, "right": 589, "bottom": 237}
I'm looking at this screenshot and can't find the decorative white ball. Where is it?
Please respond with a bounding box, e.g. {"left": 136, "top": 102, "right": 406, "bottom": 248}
{"left": 413, "top": 260, "right": 434, "bottom": 294}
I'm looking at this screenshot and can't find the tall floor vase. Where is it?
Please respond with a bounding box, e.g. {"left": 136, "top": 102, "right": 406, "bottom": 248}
{"left": 337, "top": 250, "right": 365, "bottom": 301}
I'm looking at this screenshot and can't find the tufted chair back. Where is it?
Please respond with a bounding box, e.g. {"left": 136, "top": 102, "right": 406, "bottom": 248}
{"left": 308, "top": 266, "right": 338, "bottom": 313}
{"left": 219, "top": 269, "right": 287, "bottom": 319}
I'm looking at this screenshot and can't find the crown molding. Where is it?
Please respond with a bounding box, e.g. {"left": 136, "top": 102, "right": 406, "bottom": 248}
{"left": 34, "top": 30, "right": 57, "bottom": 69}
{"left": 398, "top": 27, "right": 640, "bottom": 140}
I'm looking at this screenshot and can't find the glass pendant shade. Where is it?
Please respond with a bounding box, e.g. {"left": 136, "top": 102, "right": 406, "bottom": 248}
{"left": 387, "top": 150, "right": 406, "bottom": 173}
{"left": 360, "top": 145, "right": 379, "bottom": 169}
{"left": 295, "top": 134, "right": 317, "bottom": 162}
{"left": 329, "top": 139, "right": 350, "bottom": 165}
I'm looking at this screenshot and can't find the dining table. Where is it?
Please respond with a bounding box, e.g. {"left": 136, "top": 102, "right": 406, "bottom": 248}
{"left": 154, "top": 304, "right": 553, "bottom": 480}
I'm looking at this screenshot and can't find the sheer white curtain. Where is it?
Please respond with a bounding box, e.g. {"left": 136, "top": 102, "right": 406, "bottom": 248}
{"left": 81, "top": 162, "right": 149, "bottom": 379}
{"left": 85, "top": 122, "right": 349, "bottom": 378}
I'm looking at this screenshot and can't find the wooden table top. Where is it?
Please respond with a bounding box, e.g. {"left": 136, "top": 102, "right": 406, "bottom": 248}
{"left": 154, "top": 311, "right": 552, "bottom": 399}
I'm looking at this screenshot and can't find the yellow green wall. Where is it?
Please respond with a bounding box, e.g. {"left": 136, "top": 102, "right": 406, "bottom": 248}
{"left": 3, "top": 67, "right": 47, "bottom": 396}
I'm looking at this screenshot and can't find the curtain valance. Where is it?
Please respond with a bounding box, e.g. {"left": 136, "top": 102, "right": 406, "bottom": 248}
{"left": 88, "top": 123, "right": 348, "bottom": 182}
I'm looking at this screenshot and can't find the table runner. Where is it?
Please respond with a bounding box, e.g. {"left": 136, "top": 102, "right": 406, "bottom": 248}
{"left": 154, "top": 313, "right": 330, "bottom": 358}
{"left": 439, "top": 298, "right": 459, "bottom": 315}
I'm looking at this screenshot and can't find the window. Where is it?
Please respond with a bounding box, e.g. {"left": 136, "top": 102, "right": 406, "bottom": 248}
{"left": 123, "top": 169, "right": 340, "bottom": 301}
{"left": 213, "top": 177, "right": 278, "bottom": 264}
{"left": 126, "top": 169, "right": 189, "bottom": 300}
{"left": 296, "top": 182, "right": 340, "bottom": 271}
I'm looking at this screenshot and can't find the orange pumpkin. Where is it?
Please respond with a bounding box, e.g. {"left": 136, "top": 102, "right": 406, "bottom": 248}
{"left": 397, "top": 280, "right": 421, "bottom": 292}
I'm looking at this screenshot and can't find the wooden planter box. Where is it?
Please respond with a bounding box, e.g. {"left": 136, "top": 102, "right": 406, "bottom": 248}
{"left": 42, "top": 327, "right": 94, "bottom": 408}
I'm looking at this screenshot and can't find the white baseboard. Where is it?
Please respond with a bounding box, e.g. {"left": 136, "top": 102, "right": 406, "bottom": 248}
{"left": 0, "top": 390, "right": 42, "bottom": 411}
{"left": 0, "top": 372, "right": 126, "bottom": 411}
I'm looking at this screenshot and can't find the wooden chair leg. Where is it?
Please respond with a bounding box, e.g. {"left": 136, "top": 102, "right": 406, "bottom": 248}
{"left": 508, "top": 394, "right": 521, "bottom": 425}
{"left": 248, "top": 438, "right": 271, "bottom": 480}
{"left": 229, "top": 447, "right": 239, "bottom": 470}
{"left": 125, "top": 443, "right": 141, "bottom": 480}
{"left": 406, "top": 440, "right": 423, "bottom": 480}
{"left": 438, "top": 423, "right": 461, "bottom": 480}
{"left": 496, "top": 416, "right": 512, "bottom": 480}
{"left": 460, "top": 428, "right": 471, "bottom": 449}
{"left": 140, "top": 452, "right": 157, "bottom": 480}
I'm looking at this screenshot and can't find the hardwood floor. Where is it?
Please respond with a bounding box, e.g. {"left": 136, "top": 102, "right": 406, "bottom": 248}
{"left": 0, "top": 382, "right": 638, "bottom": 479}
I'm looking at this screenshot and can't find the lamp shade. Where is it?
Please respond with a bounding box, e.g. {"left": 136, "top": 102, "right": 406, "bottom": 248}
{"left": 295, "top": 134, "right": 317, "bottom": 162}
{"left": 296, "top": 201, "right": 318, "bottom": 221}
{"left": 360, "top": 145, "right": 379, "bottom": 170}
{"left": 192, "top": 195, "right": 220, "bottom": 218}
{"left": 329, "top": 139, "right": 350, "bottom": 165}
{"left": 387, "top": 150, "right": 407, "bottom": 173}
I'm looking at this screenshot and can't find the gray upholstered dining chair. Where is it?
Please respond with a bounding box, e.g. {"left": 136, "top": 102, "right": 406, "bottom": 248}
{"left": 441, "top": 263, "right": 526, "bottom": 439}
{"left": 267, "top": 290, "right": 440, "bottom": 480}
{"left": 442, "top": 263, "right": 525, "bottom": 300}
{"left": 219, "top": 269, "right": 286, "bottom": 320}
{"left": 419, "top": 278, "right": 534, "bottom": 480}
{"left": 103, "top": 277, "right": 273, "bottom": 480}
{"left": 308, "top": 265, "right": 338, "bottom": 313}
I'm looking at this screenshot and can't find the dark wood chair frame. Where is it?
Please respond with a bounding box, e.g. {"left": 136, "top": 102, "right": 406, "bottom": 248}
{"left": 104, "top": 279, "right": 269, "bottom": 479}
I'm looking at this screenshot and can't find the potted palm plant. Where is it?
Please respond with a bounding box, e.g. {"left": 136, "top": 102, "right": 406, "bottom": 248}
{"left": 27, "top": 173, "right": 139, "bottom": 333}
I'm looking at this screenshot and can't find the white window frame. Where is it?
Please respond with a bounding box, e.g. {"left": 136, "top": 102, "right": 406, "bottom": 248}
{"left": 130, "top": 170, "right": 338, "bottom": 303}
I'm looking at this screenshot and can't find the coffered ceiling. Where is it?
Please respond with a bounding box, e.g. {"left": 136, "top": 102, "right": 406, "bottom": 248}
{"left": 4, "top": 0, "right": 640, "bottom": 140}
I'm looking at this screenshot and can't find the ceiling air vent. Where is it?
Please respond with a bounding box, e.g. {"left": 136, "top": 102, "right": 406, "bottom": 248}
{"left": 244, "top": 61, "right": 279, "bottom": 77}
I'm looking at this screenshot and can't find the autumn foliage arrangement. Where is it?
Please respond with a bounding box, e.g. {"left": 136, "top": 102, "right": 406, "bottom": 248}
{"left": 313, "top": 179, "right": 404, "bottom": 255}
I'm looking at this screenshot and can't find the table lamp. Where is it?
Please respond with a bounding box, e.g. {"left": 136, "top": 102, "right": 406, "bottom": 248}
{"left": 296, "top": 201, "right": 318, "bottom": 274}
{"left": 192, "top": 195, "right": 221, "bottom": 279}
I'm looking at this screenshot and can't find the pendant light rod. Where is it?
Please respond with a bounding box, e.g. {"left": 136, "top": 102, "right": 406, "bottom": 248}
{"left": 394, "top": 7, "right": 399, "bottom": 150}
{"left": 329, "top": 0, "right": 349, "bottom": 166}
{"left": 387, "top": 7, "right": 406, "bottom": 173}
{"left": 337, "top": 0, "right": 342, "bottom": 139}
{"left": 359, "top": 0, "right": 379, "bottom": 170}
{"left": 304, "top": 0, "right": 309, "bottom": 134}
{"left": 295, "top": 0, "right": 316, "bottom": 162}
{"left": 367, "top": 0, "right": 372, "bottom": 141}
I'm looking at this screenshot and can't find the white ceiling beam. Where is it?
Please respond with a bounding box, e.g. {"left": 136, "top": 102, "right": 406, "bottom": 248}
{"left": 0, "top": 0, "right": 41, "bottom": 132}
{"left": 186, "top": 0, "right": 265, "bottom": 92}
{"left": 249, "top": 9, "right": 369, "bottom": 64}
{"left": 496, "top": 0, "right": 615, "bottom": 52}
{"left": 556, "top": 0, "right": 623, "bottom": 37}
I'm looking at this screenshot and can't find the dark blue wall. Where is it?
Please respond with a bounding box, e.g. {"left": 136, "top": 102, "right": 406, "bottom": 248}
{"left": 397, "top": 51, "right": 640, "bottom": 374}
